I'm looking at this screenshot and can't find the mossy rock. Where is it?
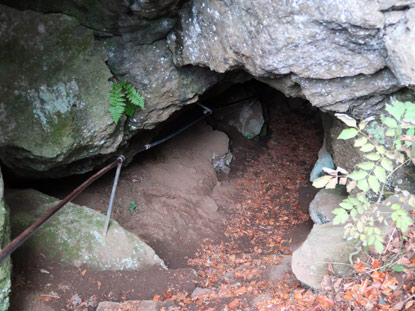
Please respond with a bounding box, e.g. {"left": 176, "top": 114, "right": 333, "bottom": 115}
{"left": 6, "top": 189, "right": 166, "bottom": 271}
{"left": 0, "top": 168, "right": 11, "bottom": 311}
{"left": 0, "top": 5, "right": 123, "bottom": 177}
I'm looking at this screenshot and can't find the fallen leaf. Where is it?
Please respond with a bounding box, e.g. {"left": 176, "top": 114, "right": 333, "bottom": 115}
{"left": 371, "top": 259, "right": 380, "bottom": 270}
{"left": 354, "top": 261, "right": 366, "bottom": 274}
{"left": 80, "top": 270, "right": 86, "bottom": 276}
{"left": 152, "top": 294, "right": 162, "bottom": 302}
{"left": 228, "top": 298, "right": 241, "bottom": 309}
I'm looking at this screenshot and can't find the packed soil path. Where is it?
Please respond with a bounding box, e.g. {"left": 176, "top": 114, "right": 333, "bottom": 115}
{"left": 151, "top": 104, "right": 324, "bottom": 310}
{"left": 9, "top": 104, "right": 324, "bottom": 310}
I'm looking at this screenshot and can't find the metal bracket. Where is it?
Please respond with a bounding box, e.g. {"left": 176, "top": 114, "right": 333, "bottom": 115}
{"left": 197, "top": 103, "right": 213, "bottom": 115}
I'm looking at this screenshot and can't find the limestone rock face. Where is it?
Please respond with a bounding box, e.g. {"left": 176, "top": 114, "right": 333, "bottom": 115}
{"left": 0, "top": 5, "right": 123, "bottom": 177}
{"left": 169, "top": 0, "right": 386, "bottom": 80}
{"left": 0, "top": 0, "right": 182, "bottom": 36}
{"left": 105, "top": 38, "right": 222, "bottom": 130}
{"left": 384, "top": 8, "right": 415, "bottom": 87}
{"left": 168, "top": 0, "right": 413, "bottom": 116}
{"left": 6, "top": 189, "right": 166, "bottom": 271}
{"left": 0, "top": 168, "right": 11, "bottom": 311}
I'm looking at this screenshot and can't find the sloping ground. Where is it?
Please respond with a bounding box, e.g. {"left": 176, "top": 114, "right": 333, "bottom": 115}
{"left": 9, "top": 104, "right": 326, "bottom": 310}
{"left": 97, "top": 105, "right": 326, "bottom": 310}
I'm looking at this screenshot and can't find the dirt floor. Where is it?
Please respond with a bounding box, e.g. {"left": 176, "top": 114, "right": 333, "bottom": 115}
{"left": 9, "top": 102, "right": 323, "bottom": 310}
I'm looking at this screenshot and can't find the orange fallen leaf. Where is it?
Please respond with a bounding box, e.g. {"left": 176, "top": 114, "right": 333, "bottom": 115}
{"left": 354, "top": 261, "right": 366, "bottom": 274}
{"left": 80, "top": 269, "right": 86, "bottom": 276}
{"left": 371, "top": 271, "right": 385, "bottom": 283}
{"left": 371, "top": 259, "right": 380, "bottom": 270}
{"left": 228, "top": 298, "right": 241, "bottom": 309}
{"left": 152, "top": 294, "right": 162, "bottom": 302}
{"left": 37, "top": 295, "right": 51, "bottom": 302}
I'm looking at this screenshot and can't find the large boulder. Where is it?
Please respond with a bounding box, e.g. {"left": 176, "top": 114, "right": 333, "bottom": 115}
{"left": 6, "top": 189, "right": 166, "bottom": 271}
{"left": 215, "top": 99, "right": 265, "bottom": 139}
{"left": 294, "top": 192, "right": 415, "bottom": 289}
{"left": 0, "top": 5, "right": 124, "bottom": 177}
{"left": 0, "top": 168, "right": 11, "bottom": 311}
{"left": 292, "top": 223, "right": 355, "bottom": 289}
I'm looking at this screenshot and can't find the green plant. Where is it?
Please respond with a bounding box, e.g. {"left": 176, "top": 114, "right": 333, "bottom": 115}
{"left": 313, "top": 100, "right": 415, "bottom": 253}
{"left": 108, "top": 81, "right": 144, "bottom": 124}
{"left": 129, "top": 200, "right": 138, "bottom": 214}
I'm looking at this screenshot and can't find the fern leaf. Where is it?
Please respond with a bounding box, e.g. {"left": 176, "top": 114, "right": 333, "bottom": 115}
{"left": 120, "top": 80, "right": 128, "bottom": 88}
{"left": 108, "top": 81, "right": 144, "bottom": 123}
{"left": 108, "top": 105, "right": 124, "bottom": 124}
{"left": 111, "top": 82, "right": 123, "bottom": 93}
{"left": 124, "top": 102, "right": 136, "bottom": 117}
{"left": 108, "top": 82, "right": 126, "bottom": 124}
{"left": 125, "top": 83, "right": 144, "bottom": 108}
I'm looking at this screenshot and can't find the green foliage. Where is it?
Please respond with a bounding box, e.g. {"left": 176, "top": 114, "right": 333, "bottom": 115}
{"left": 129, "top": 200, "right": 138, "bottom": 214}
{"left": 392, "top": 264, "right": 405, "bottom": 272}
{"left": 313, "top": 100, "right": 415, "bottom": 253}
{"left": 108, "top": 81, "right": 144, "bottom": 124}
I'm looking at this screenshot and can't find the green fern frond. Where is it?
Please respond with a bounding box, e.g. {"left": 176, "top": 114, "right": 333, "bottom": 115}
{"left": 108, "top": 104, "right": 125, "bottom": 124}
{"left": 124, "top": 103, "right": 136, "bottom": 117}
{"left": 108, "top": 80, "right": 144, "bottom": 124}
{"left": 125, "top": 83, "right": 144, "bottom": 109}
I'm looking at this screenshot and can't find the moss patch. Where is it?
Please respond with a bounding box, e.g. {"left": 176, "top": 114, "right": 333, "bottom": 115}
{"left": 6, "top": 189, "right": 165, "bottom": 271}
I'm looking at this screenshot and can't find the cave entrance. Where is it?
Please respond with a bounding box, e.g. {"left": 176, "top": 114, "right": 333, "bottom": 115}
{"left": 8, "top": 79, "right": 325, "bottom": 310}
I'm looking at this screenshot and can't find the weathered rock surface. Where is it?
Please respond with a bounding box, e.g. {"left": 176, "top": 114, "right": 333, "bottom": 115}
{"left": 6, "top": 189, "right": 166, "bottom": 271}
{"left": 0, "top": 168, "right": 11, "bottom": 311}
{"left": 105, "top": 38, "right": 222, "bottom": 131}
{"left": 384, "top": 8, "right": 415, "bottom": 87}
{"left": 292, "top": 223, "right": 355, "bottom": 289}
{"left": 0, "top": 5, "right": 124, "bottom": 177}
{"left": 297, "top": 69, "right": 400, "bottom": 117}
{"left": 168, "top": 0, "right": 415, "bottom": 116}
{"left": 294, "top": 192, "right": 415, "bottom": 289}
{"left": 215, "top": 99, "right": 265, "bottom": 139}
{"left": 0, "top": 0, "right": 182, "bottom": 36}
{"left": 169, "top": 0, "right": 386, "bottom": 80}
{"left": 309, "top": 189, "right": 345, "bottom": 224}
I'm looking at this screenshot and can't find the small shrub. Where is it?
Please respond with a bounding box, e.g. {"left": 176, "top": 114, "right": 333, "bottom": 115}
{"left": 313, "top": 100, "right": 415, "bottom": 253}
